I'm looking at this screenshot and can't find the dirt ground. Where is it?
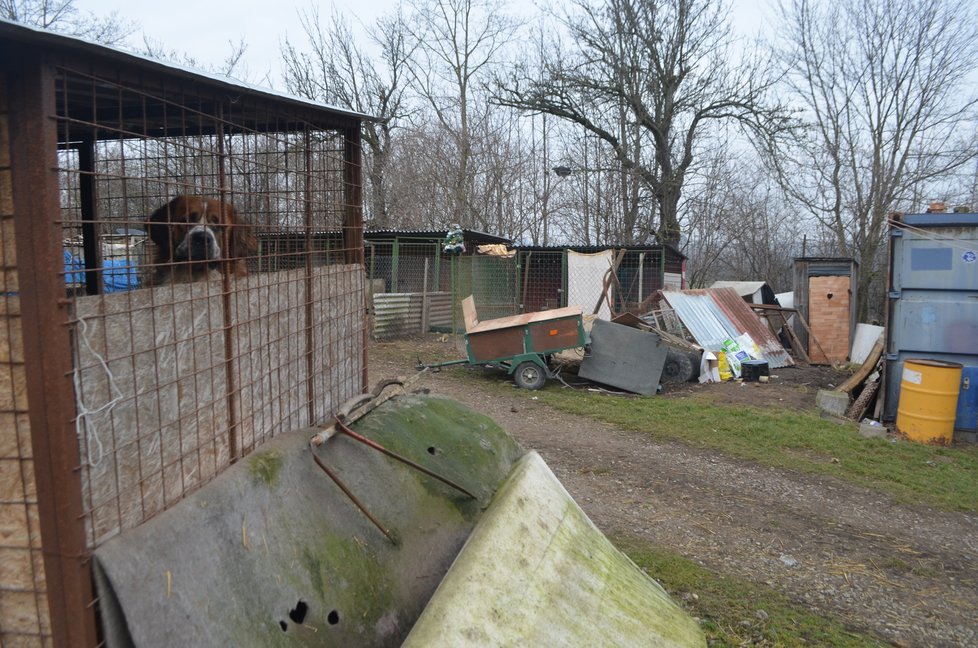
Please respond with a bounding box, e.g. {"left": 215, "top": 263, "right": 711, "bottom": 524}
{"left": 368, "top": 335, "right": 978, "bottom": 647}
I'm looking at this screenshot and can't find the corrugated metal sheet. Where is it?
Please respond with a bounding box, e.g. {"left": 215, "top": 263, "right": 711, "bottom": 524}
{"left": 661, "top": 288, "right": 794, "bottom": 368}
{"left": 373, "top": 292, "right": 454, "bottom": 338}
{"left": 709, "top": 280, "right": 767, "bottom": 297}
{"left": 427, "top": 292, "right": 453, "bottom": 329}
{"left": 373, "top": 293, "right": 423, "bottom": 339}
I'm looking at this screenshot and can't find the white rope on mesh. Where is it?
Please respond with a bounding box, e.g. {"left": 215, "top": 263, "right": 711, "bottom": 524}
{"left": 72, "top": 314, "right": 124, "bottom": 467}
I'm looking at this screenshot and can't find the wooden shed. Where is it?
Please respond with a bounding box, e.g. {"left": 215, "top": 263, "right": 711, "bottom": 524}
{"left": 792, "top": 257, "right": 859, "bottom": 363}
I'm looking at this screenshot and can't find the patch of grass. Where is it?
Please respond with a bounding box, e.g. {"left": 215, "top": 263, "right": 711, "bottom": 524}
{"left": 506, "top": 382, "right": 978, "bottom": 512}
{"left": 616, "top": 537, "right": 887, "bottom": 647}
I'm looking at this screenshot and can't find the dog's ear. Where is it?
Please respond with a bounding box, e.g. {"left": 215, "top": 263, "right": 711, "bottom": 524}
{"left": 147, "top": 197, "right": 177, "bottom": 255}
{"left": 228, "top": 204, "right": 258, "bottom": 261}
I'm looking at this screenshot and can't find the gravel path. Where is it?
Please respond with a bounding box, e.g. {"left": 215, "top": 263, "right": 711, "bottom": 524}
{"left": 370, "top": 337, "right": 978, "bottom": 647}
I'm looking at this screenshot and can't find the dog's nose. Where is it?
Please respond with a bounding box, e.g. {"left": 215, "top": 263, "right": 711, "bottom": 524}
{"left": 187, "top": 230, "right": 213, "bottom": 260}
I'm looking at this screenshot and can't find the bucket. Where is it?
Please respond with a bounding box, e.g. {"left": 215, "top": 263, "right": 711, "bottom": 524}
{"left": 896, "top": 359, "right": 963, "bottom": 445}
{"left": 740, "top": 360, "right": 770, "bottom": 382}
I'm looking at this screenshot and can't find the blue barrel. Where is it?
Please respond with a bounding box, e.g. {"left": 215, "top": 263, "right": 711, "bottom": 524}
{"left": 955, "top": 367, "right": 978, "bottom": 432}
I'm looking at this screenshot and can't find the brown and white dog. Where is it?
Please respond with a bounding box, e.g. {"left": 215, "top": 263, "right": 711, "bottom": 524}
{"left": 145, "top": 195, "right": 257, "bottom": 285}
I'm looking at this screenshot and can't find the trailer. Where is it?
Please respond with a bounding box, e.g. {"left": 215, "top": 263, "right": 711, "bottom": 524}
{"left": 419, "top": 296, "right": 586, "bottom": 389}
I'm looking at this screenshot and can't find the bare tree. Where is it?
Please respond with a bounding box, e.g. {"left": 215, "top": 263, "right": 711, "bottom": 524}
{"left": 141, "top": 37, "right": 252, "bottom": 78}
{"left": 769, "top": 0, "right": 978, "bottom": 320}
{"left": 403, "top": 0, "right": 516, "bottom": 227}
{"left": 496, "top": 0, "right": 787, "bottom": 245}
{"left": 2, "top": 0, "right": 134, "bottom": 44}
{"left": 281, "top": 6, "right": 412, "bottom": 227}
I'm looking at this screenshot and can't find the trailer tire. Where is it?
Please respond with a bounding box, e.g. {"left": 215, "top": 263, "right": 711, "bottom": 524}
{"left": 514, "top": 361, "right": 547, "bottom": 390}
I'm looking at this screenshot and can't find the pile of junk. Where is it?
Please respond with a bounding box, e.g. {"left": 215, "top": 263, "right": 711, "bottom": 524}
{"left": 420, "top": 286, "right": 804, "bottom": 397}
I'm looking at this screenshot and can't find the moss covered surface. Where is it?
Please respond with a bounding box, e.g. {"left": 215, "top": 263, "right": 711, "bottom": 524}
{"left": 97, "top": 394, "right": 525, "bottom": 648}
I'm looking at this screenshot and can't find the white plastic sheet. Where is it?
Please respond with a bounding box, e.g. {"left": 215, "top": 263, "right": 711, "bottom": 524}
{"left": 567, "top": 250, "right": 613, "bottom": 320}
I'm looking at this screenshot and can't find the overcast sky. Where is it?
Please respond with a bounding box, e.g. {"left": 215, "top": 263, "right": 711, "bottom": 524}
{"left": 74, "top": 0, "right": 767, "bottom": 90}
{"left": 73, "top": 0, "right": 391, "bottom": 86}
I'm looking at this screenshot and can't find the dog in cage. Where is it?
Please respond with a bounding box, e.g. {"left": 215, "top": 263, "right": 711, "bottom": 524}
{"left": 144, "top": 195, "right": 257, "bottom": 285}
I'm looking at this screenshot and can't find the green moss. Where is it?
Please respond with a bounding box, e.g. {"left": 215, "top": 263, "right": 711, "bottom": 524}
{"left": 247, "top": 450, "right": 283, "bottom": 487}
{"left": 352, "top": 394, "right": 523, "bottom": 509}
{"left": 299, "top": 533, "right": 396, "bottom": 633}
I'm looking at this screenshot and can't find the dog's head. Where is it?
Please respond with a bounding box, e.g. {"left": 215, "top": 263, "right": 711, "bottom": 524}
{"left": 148, "top": 195, "right": 256, "bottom": 278}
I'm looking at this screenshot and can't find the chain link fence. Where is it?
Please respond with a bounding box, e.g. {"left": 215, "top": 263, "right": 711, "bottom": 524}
{"left": 368, "top": 238, "right": 520, "bottom": 337}
{"left": 368, "top": 238, "right": 685, "bottom": 338}
{"left": 518, "top": 246, "right": 684, "bottom": 315}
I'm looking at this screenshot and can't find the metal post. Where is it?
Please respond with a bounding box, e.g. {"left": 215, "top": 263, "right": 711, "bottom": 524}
{"left": 638, "top": 252, "right": 645, "bottom": 303}
{"left": 8, "top": 57, "right": 99, "bottom": 647}
{"left": 77, "top": 137, "right": 100, "bottom": 295}
{"left": 421, "top": 257, "right": 429, "bottom": 334}
{"left": 343, "top": 127, "right": 367, "bottom": 392}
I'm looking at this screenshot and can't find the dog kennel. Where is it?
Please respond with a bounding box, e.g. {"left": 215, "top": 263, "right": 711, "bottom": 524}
{"left": 1, "top": 19, "right": 367, "bottom": 645}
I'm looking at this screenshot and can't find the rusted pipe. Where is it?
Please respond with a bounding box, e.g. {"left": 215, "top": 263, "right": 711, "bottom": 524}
{"left": 308, "top": 442, "right": 397, "bottom": 545}
{"left": 332, "top": 414, "right": 476, "bottom": 500}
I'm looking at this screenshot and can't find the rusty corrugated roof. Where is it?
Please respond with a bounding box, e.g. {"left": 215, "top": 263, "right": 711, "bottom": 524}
{"left": 661, "top": 288, "right": 794, "bottom": 368}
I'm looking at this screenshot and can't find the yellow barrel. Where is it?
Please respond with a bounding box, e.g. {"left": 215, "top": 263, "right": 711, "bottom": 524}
{"left": 896, "top": 359, "right": 963, "bottom": 445}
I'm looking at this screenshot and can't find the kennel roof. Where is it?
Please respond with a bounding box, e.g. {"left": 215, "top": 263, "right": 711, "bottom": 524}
{"left": 365, "top": 229, "right": 513, "bottom": 245}
{"left": 0, "top": 17, "right": 374, "bottom": 140}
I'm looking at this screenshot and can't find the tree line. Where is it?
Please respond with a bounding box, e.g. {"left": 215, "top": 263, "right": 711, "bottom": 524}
{"left": 6, "top": 0, "right": 978, "bottom": 320}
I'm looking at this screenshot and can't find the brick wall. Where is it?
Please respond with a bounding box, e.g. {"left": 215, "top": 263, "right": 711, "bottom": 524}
{"left": 808, "top": 275, "right": 851, "bottom": 363}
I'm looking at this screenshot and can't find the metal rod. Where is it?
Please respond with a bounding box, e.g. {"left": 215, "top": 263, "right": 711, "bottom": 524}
{"left": 332, "top": 415, "right": 476, "bottom": 499}
{"left": 308, "top": 443, "right": 397, "bottom": 545}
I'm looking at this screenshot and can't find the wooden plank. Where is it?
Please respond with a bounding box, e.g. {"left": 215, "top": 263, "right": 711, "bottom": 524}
{"left": 464, "top": 295, "right": 582, "bottom": 334}
{"left": 74, "top": 282, "right": 230, "bottom": 544}
{"left": 467, "top": 328, "right": 525, "bottom": 363}
{"left": 527, "top": 317, "right": 584, "bottom": 353}
{"left": 754, "top": 306, "right": 811, "bottom": 365}
{"left": 835, "top": 338, "right": 885, "bottom": 394}
{"left": 795, "top": 310, "right": 832, "bottom": 366}
{"left": 462, "top": 295, "right": 479, "bottom": 332}
{"left": 780, "top": 315, "right": 811, "bottom": 365}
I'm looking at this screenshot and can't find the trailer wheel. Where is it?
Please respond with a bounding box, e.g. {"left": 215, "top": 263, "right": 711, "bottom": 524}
{"left": 513, "top": 361, "right": 547, "bottom": 390}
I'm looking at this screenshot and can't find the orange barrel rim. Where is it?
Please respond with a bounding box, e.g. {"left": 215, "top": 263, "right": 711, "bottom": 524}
{"left": 896, "top": 358, "right": 963, "bottom": 445}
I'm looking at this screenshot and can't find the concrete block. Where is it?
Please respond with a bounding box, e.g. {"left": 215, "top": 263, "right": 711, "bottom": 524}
{"left": 859, "top": 421, "right": 888, "bottom": 439}
{"left": 816, "top": 389, "right": 850, "bottom": 418}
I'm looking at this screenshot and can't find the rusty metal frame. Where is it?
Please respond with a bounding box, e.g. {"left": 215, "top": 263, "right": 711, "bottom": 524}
{"left": 7, "top": 56, "right": 98, "bottom": 647}
{"left": 345, "top": 127, "right": 368, "bottom": 392}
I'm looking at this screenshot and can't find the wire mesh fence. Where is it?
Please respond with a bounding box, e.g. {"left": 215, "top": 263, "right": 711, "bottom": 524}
{"left": 519, "top": 247, "right": 685, "bottom": 315}
{"left": 52, "top": 65, "right": 365, "bottom": 549}
{"left": 368, "top": 245, "right": 520, "bottom": 336}
{"left": 368, "top": 242, "right": 685, "bottom": 339}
